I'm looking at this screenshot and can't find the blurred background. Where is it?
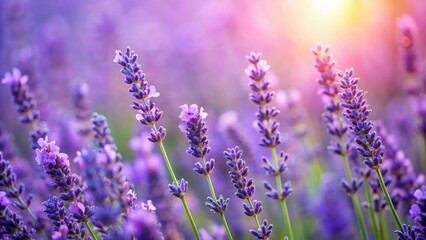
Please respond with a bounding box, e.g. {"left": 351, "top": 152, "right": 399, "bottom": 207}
{"left": 0, "top": 0, "right": 425, "bottom": 239}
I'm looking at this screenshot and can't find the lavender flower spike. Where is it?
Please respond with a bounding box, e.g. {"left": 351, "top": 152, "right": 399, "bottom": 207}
{"left": 35, "top": 137, "right": 97, "bottom": 239}
{"left": 225, "top": 146, "right": 273, "bottom": 239}
{"left": 245, "top": 52, "right": 293, "bottom": 239}
{"left": 114, "top": 47, "right": 200, "bottom": 239}
{"left": 338, "top": 68, "right": 404, "bottom": 231}
{"left": 114, "top": 47, "right": 164, "bottom": 143}
{"left": 179, "top": 104, "right": 233, "bottom": 240}
{"left": 313, "top": 44, "right": 369, "bottom": 240}
{"left": 2, "top": 68, "right": 48, "bottom": 149}
{"left": 0, "top": 191, "right": 35, "bottom": 239}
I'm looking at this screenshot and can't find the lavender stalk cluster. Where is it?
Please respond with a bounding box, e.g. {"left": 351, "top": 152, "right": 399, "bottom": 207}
{"left": 35, "top": 137, "right": 95, "bottom": 238}
{"left": 0, "top": 153, "right": 38, "bottom": 226}
{"left": 91, "top": 113, "right": 134, "bottom": 213}
{"left": 224, "top": 146, "right": 273, "bottom": 239}
{"left": 0, "top": 192, "right": 35, "bottom": 239}
{"left": 2, "top": 68, "right": 48, "bottom": 149}
{"left": 396, "top": 187, "right": 426, "bottom": 240}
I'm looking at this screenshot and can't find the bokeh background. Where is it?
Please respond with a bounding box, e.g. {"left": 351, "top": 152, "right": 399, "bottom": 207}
{"left": 1, "top": 0, "right": 425, "bottom": 239}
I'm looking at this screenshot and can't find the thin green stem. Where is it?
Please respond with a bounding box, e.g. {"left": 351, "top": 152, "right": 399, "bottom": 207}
{"left": 350, "top": 194, "right": 368, "bottom": 240}
{"left": 220, "top": 213, "right": 233, "bottom": 240}
{"left": 16, "top": 195, "right": 49, "bottom": 240}
{"left": 247, "top": 199, "right": 261, "bottom": 228}
{"left": 378, "top": 210, "right": 389, "bottom": 240}
{"left": 375, "top": 169, "right": 403, "bottom": 231}
{"left": 85, "top": 221, "right": 99, "bottom": 240}
{"left": 154, "top": 129, "right": 200, "bottom": 240}
{"left": 202, "top": 157, "right": 233, "bottom": 240}
{"left": 157, "top": 140, "right": 178, "bottom": 184}
{"left": 340, "top": 144, "right": 368, "bottom": 240}
{"left": 364, "top": 179, "right": 381, "bottom": 240}
{"left": 181, "top": 197, "right": 201, "bottom": 240}
{"left": 271, "top": 148, "right": 293, "bottom": 240}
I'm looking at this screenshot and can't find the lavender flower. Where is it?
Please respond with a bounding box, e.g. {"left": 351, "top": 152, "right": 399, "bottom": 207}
{"left": 225, "top": 146, "right": 273, "bottom": 239}
{"left": 246, "top": 52, "right": 292, "bottom": 239}
{"left": 338, "top": 68, "right": 404, "bottom": 231}
{"left": 409, "top": 187, "right": 426, "bottom": 237}
{"left": 91, "top": 113, "right": 114, "bottom": 148}
{"left": 245, "top": 53, "right": 281, "bottom": 148}
{"left": 250, "top": 220, "right": 273, "bottom": 240}
{"left": 114, "top": 46, "right": 200, "bottom": 239}
{"left": 179, "top": 104, "right": 211, "bottom": 168}
{"left": 91, "top": 113, "right": 133, "bottom": 214}
{"left": 338, "top": 68, "right": 383, "bottom": 170}
{"left": 0, "top": 153, "right": 39, "bottom": 226}
{"left": 43, "top": 196, "right": 87, "bottom": 239}
{"left": 179, "top": 104, "right": 232, "bottom": 238}
{"left": 2, "top": 68, "right": 48, "bottom": 149}
{"left": 35, "top": 136, "right": 97, "bottom": 239}
{"left": 0, "top": 191, "right": 35, "bottom": 239}
{"left": 377, "top": 122, "right": 424, "bottom": 213}
{"left": 114, "top": 47, "right": 165, "bottom": 143}
{"left": 125, "top": 202, "right": 163, "bottom": 240}
{"left": 395, "top": 224, "right": 423, "bottom": 240}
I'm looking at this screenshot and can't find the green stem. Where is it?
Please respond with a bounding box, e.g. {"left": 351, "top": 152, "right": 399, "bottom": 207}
{"left": 181, "top": 197, "right": 201, "bottom": 240}
{"left": 202, "top": 157, "right": 233, "bottom": 240}
{"left": 364, "top": 179, "right": 381, "bottom": 240}
{"left": 16, "top": 195, "right": 49, "bottom": 240}
{"left": 350, "top": 194, "right": 368, "bottom": 240}
{"left": 220, "top": 213, "right": 233, "bottom": 240}
{"left": 156, "top": 136, "right": 200, "bottom": 240}
{"left": 85, "top": 221, "right": 99, "bottom": 240}
{"left": 340, "top": 138, "right": 368, "bottom": 240}
{"left": 271, "top": 148, "right": 293, "bottom": 240}
{"left": 375, "top": 169, "right": 403, "bottom": 231}
{"left": 378, "top": 210, "right": 389, "bottom": 240}
{"left": 247, "top": 199, "right": 261, "bottom": 228}
{"left": 158, "top": 140, "right": 178, "bottom": 184}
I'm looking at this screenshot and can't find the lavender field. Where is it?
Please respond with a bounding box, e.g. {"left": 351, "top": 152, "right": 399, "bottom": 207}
{"left": 1, "top": 0, "right": 426, "bottom": 239}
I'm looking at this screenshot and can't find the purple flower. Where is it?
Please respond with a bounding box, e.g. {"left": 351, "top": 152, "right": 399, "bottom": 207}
{"left": 178, "top": 104, "right": 208, "bottom": 132}
{"left": 1, "top": 68, "right": 28, "bottom": 85}
{"left": 224, "top": 146, "right": 273, "bottom": 237}
{"left": 245, "top": 52, "right": 282, "bottom": 148}
{"left": 35, "top": 137, "right": 70, "bottom": 169}
{"left": 378, "top": 122, "right": 424, "bottom": 212}
{"left": 179, "top": 103, "right": 211, "bottom": 160}
{"left": 43, "top": 197, "right": 86, "bottom": 239}
{"left": 2, "top": 68, "right": 48, "bottom": 149}
{"left": 0, "top": 191, "right": 10, "bottom": 206}
{"left": 114, "top": 47, "right": 165, "bottom": 143}
{"left": 125, "top": 206, "right": 163, "bottom": 240}
{"left": 249, "top": 219, "right": 273, "bottom": 240}
{"left": 338, "top": 68, "right": 384, "bottom": 170}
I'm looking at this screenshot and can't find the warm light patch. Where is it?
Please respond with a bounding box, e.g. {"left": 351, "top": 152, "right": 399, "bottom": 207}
{"left": 313, "top": 0, "right": 345, "bottom": 12}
